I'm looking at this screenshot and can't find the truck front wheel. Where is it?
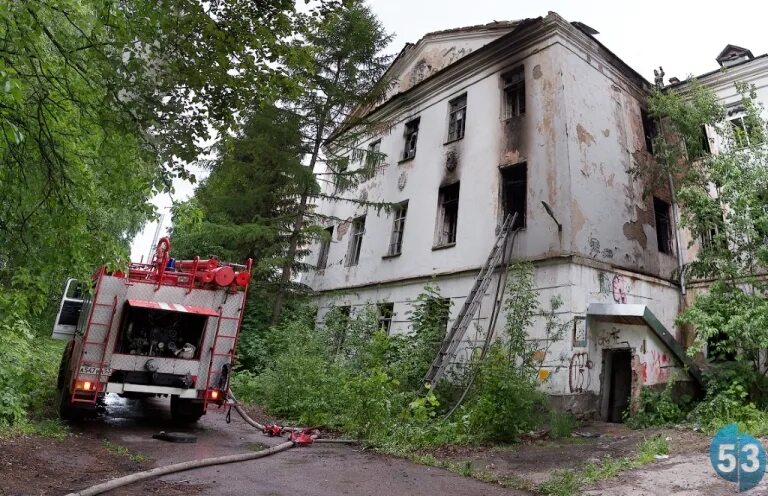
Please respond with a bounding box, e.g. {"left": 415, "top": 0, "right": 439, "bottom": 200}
{"left": 170, "top": 395, "right": 205, "bottom": 424}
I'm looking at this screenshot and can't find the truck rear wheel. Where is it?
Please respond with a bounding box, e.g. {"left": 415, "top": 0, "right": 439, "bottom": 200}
{"left": 170, "top": 395, "right": 205, "bottom": 424}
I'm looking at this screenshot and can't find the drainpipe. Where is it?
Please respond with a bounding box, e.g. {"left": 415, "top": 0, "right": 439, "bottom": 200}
{"left": 667, "top": 172, "right": 686, "bottom": 297}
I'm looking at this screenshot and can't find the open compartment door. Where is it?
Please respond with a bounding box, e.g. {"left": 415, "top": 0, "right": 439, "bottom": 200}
{"left": 52, "top": 279, "right": 84, "bottom": 340}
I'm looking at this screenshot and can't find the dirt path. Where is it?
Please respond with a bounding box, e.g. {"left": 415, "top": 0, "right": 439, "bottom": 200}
{"left": 1, "top": 395, "right": 529, "bottom": 496}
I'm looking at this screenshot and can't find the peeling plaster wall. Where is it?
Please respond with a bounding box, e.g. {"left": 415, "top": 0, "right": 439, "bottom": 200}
{"left": 558, "top": 44, "right": 678, "bottom": 280}
{"left": 311, "top": 258, "right": 684, "bottom": 416}
{"left": 304, "top": 40, "right": 569, "bottom": 294}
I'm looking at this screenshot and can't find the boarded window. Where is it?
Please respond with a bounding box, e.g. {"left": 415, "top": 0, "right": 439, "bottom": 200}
{"left": 502, "top": 67, "right": 525, "bottom": 119}
{"left": 437, "top": 183, "right": 460, "bottom": 246}
{"left": 447, "top": 94, "right": 467, "bottom": 141}
{"left": 346, "top": 216, "right": 366, "bottom": 267}
{"left": 377, "top": 303, "right": 394, "bottom": 334}
{"left": 653, "top": 197, "right": 672, "bottom": 254}
{"left": 316, "top": 226, "right": 333, "bottom": 270}
{"left": 501, "top": 164, "right": 527, "bottom": 229}
{"left": 403, "top": 118, "right": 420, "bottom": 160}
{"left": 388, "top": 202, "right": 408, "bottom": 256}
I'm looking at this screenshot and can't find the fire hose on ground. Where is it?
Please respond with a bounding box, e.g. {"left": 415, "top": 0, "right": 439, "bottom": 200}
{"left": 64, "top": 391, "right": 353, "bottom": 496}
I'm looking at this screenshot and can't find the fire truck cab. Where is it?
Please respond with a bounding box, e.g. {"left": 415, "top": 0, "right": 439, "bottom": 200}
{"left": 52, "top": 238, "right": 251, "bottom": 423}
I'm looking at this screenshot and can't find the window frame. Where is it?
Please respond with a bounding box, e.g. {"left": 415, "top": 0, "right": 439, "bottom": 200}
{"left": 387, "top": 201, "right": 408, "bottom": 257}
{"left": 640, "top": 108, "right": 656, "bottom": 154}
{"left": 402, "top": 118, "right": 420, "bottom": 161}
{"left": 346, "top": 216, "right": 366, "bottom": 267}
{"left": 435, "top": 183, "right": 460, "bottom": 248}
{"left": 447, "top": 93, "right": 467, "bottom": 142}
{"left": 366, "top": 139, "right": 382, "bottom": 169}
{"left": 377, "top": 303, "right": 394, "bottom": 335}
{"left": 316, "top": 225, "right": 334, "bottom": 270}
{"left": 502, "top": 66, "right": 526, "bottom": 120}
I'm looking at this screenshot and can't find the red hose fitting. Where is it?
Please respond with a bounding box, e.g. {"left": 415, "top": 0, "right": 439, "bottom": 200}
{"left": 289, "top": 429, "right": 315, "bottom": 447}
{"left": 262, "top": 424, "right": 284, "bottom": 437}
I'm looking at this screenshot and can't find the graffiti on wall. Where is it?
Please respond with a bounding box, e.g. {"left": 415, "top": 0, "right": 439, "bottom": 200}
{"left": 597, "top": 326, "right": 622, "bottom": 347}
{"left": 569, "top": 352, "right": 593, "bottom": 393}
{"left": 642, "top": 350, "right": 670, "bottom": 383}
{"left": 598, "top": 272, "right": 631, "bottom": 304}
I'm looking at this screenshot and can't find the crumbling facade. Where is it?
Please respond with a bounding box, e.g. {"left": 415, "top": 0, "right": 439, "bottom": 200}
{"left": 300, "top": 13, "right": 760, "bottom": 418}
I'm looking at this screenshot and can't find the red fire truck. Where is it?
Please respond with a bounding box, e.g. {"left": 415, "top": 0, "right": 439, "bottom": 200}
{"left": 52, "top": 238, "right": 251, "bottom": 422}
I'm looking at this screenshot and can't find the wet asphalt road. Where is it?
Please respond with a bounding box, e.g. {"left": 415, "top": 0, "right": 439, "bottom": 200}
{"left": 77, "top": 394, "right": 529, "bottom": 496}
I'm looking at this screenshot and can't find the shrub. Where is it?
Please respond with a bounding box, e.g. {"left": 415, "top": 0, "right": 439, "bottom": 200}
{"left": 626, "top": 383, "right": 689, "bottom": 428}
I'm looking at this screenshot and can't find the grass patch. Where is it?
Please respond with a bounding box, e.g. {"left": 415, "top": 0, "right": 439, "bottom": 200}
{"left": 0, "top": 418, "right": 68, "bottom": 440}
{"left": 405, "top": 452, "right": 535, "bottom": 492}
{"left": 549, "top": 411, "right": 577, "bottom": 439}
{"left": 538, "top": 435, "right": 669, "bottom": 496}
{"left": 103, "top": 440, "right": 150, "bottom": 463}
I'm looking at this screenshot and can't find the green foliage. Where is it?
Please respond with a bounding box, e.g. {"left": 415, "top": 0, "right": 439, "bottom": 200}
{"left": 626, "top": 383, "right": 690, "bottom": 428}
{"left": 688, "top": 371, "right": 768, "bottom": 436}
{"left": 549, "top": 411, "right": 577, "bottom": 439}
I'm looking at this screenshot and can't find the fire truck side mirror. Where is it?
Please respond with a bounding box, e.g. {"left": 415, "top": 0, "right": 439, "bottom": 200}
{"left": 52, "top": 279, "right": 85, "bottom": 341}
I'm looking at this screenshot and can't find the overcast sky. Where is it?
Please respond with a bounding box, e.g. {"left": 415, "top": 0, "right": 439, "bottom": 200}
{"left": 130, "top": 0, "right": 766, "bottom": 261}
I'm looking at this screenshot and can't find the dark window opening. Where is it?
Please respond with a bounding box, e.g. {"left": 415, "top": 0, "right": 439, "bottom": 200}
{"left": 640, "top": 109, "right": 656, "bottom": 153}
{"left": 388, "top": 202, "right": 408, "bottom": 256}
{"left": 403, "top": 118, "right": 420, "bottom": 160}
{"left": 437, "top": 183, "right": 460, "bottom": 246}
{"left": 700, "top": 125, "right": 711, "bottom": 155}
{"left": 653, "top": 197, "right": 672, "bottom": 255}
{"left": 501, "top": 164, "right": 527, "bottom": 229}
{"left": 346, "top": 216, "right": 366, "bottom": 267}
{"left": 377, "top": 303, "right": 394, "bottom": 334}
{"left": 366, "top": 139, "right": 382, "bottom": 168}
{"left": 502, "top": 66, "right": 525, "bottom": 119}
{"left": 316, "top": 226, "right": 333, "bottom": 270}
{"left": 116, "top": 306, "right": 207, "bottom": 359}
{"left": 447, "top": 94, "right": 467, "bottom": 141}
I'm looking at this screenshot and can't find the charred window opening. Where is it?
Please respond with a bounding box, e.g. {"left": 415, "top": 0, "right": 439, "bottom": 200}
{"left": 388, "top": 201, "right": 408, "bottom": 256}
{"left": 346, "top": 216, "right": 366, "bottom": 267}
{"left": 377, "top": 303, "right": 394, "bottom": 334}
{"left": 402, "top": 118, "right": 420, "bottom": 160}
{"left": 640, "top": 109, "right": 657, "bottom": 154}
{"left": 117, "top": 307, "right": 207, "bottom": 359}
{"left": 447, "top": 94, "right": 467, "bottom": 141}
{"left": 501, "top": 164, "right": 527, "bottom": 229}
{"left": 436, "top": 183, "right": 460, "bottom": 246}
{"left": 653, "top": 197, "right": 673, "bottom": 255}
{"left": 502, "top": 66, "right": 525, "bottom": 119}
{"left": 316, "top": 225, "right": 333, "bottom": 270}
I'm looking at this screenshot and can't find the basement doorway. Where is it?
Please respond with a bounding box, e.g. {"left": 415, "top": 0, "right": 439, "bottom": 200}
{"left": 603, "top": 349, "right": 632, "bottom": 423}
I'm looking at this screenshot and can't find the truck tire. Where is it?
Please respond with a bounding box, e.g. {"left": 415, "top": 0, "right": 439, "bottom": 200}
{"left": 55, "top": 345, "right": 78, "bottom": 420}
{"left": 170, "top": 395, "right": 205, "bottom": 424}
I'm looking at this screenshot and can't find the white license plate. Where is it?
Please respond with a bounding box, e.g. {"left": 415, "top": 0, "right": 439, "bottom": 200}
{"left": 78, "top": 365, "right": 112, "bottom": 376}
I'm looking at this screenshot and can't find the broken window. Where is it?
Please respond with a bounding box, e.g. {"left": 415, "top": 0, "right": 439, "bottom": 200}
{"left": 316, "top": 226, "right": 333, "bottom": 270}
{"left": 447, "top": 93, "right": 467, "bottom": 141}
{"left": 501, "top": 164, "right": 527, "bottom": 229}
{"left": 388, "top": 201, "right": 408, "bottom": 256}
{"left": 653, "top": 197, "right": 672, "bottom": 255}
{"left": 377, "top": 303, "right": 394, "bottom": 334}
{"left": 366, "top": 139, "right": 382, "bottom": 168}
{"left": 436, "top": 183, "right": 460, "bottom": 246}
{"left": 346, "top": 216, "right": 365, "bottom": 267}
{"left": 640, "top": 109, "right": 656, "bottom": 153}
{"left": 502, "top": 67, "right": 525, "bottom": 119}
{"left": 402, "top": 118, "right": 420, "bottom": 160}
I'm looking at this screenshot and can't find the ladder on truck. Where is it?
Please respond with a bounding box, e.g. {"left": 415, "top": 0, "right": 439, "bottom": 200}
{"left": 71, "top": 292, "right": 118, "bottom": 405}
{"left": 423, "top": 212, "right": 518, "bottom": 388}
{"left": 203, "top": 307, "right": 238, "bottom": 410}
